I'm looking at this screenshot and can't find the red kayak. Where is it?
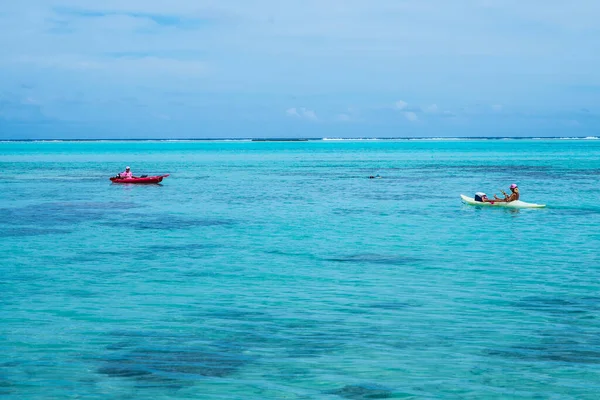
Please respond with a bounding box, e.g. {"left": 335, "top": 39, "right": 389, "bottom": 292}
{"left": 110, "top": 174, "right": 169, "bottom": 184}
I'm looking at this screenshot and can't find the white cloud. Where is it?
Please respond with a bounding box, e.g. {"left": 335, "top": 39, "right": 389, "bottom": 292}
{"left": 404, "top": 111, "right": 418, "bottom": 121}
{"left": 286, "top": 107, "right": 300, "bottom": 117}
{"left": 395, "top": 100, "right": 408, "bottom": 110}
{"left": 424, "top": 104, "right": 439, "bottom": 113}
{"left": 302, "top": 108, "right": 317, "bottom": 120}
{"left": 8, "top": 55, "right": 208, "bottom": 77}
{"left": 66, "top": 14, "right": 159, "bottom": 32}
{"left": 2, "top": 0, "right": 597, "bottom": 138}
{"left": 286, "top": 107, "right": 317, "bottom": 121}
{"left": 491, "top": 104, "right": 503, "bottom": 112}
{"left": 442, "top": 110, "right": 458, "bottom": 118}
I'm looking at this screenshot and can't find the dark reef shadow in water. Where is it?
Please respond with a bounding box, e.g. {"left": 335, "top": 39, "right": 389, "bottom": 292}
{"left": 262, "top": 249, "right": 319, "bottom": 262}
{"left": 0, "top": 362, "right": 19, "bottom": 395}
{"left": 62, "top": 250, "right": 126, "bottom": 264}
{"left": 65, "top": 289, "right": 98, "bottom": 298}
{"left": 485, "top": 345, "right": 600, "bottom": 364}
{"left": 178, "top": 308, "right": 366, "bottom": 361}
{"left": 486, "top": 295, "right": 600, "bottom": 364}
{"left": 0, "top": 380, "right": 14, "bottom": 396}
{"left": 513, "top": 296, "right": 600, "bottom": 316}
{"left": 0, "top": 202, "right": 135, "bottom": 227}
{"left": 0, "top": 202, "right": 136, "bottom": 238}
{"left": 192, "top": 307, "right": 270, "bottom": 322}
{"left": 0, "top": 227, "right": 72, "bottom": 237}
{"left": 366, "top": 301, "right": 421, "bottom": 311}
{"left": 282, "top": 329, "right": 350, "bottom": 358}
{"left": 98, "top": 331, "right": 253, "bottom": 386}
{"left": 323, "top": 253, "right": 421, "bottom": 266}
{"left": 148, "top": 243, "right": 220, "bottom": 252}
{"left": 325, "top": 383, "right": 394, "bottom": 399}
{"left": 103, "top": 215, "right": 235, "bottom": 231}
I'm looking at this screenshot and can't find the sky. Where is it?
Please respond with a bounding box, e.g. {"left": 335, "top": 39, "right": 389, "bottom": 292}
{"left": 1, "top": 0, "right": 599, "bottom": 139}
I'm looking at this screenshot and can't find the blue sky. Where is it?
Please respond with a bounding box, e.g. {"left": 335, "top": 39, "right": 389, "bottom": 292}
{"left": 1, "top": 0, "right": 599, "bottom": 138}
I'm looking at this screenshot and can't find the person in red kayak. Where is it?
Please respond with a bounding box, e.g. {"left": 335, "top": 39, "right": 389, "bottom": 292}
{"left": 494, "top": 184, "right": 520, "bottom": 202}
{"left": 118, "top": 166, "right": 134, "bottom": 179}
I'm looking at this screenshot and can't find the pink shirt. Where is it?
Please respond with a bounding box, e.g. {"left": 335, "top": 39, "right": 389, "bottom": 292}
{"left": 120, "top": 171, "right": 133, "bottom": 178}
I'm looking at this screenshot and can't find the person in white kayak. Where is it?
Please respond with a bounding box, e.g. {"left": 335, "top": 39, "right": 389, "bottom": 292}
{"left": 473, "top": 184, "right": 519, "bottom": 203}
{"left": 474, "top": 192, "right": 495, "bottom": 203}
{"left": 493, "top": 184, "right": 519, "bottom": 202}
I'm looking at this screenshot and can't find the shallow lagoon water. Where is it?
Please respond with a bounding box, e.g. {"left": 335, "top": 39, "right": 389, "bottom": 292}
{"left": 1, "top": 139, "right": 600, "bottom": 399}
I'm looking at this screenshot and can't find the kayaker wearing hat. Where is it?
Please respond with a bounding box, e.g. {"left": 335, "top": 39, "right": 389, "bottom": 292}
{"left": 494, "top": 184, "right": 519, "bottom": 202}
{"left": 119, "top": 166, "right": 134, "bottom": 179}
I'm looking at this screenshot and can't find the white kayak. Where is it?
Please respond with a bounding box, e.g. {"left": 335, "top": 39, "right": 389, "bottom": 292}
{"left": 461, "top": 194, "right": 546, "bottom": 209}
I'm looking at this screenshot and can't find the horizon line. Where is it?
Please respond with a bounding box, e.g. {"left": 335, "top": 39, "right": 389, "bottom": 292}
{"left": 1, "top": 136, "right": 599, "bottom": 142}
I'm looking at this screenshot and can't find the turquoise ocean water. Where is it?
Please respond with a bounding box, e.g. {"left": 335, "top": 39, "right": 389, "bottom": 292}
{"left": 1, "top": 139, "right": 600, "bottom": 399}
